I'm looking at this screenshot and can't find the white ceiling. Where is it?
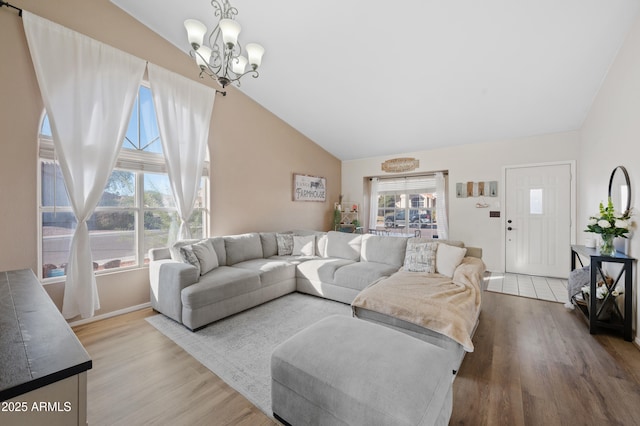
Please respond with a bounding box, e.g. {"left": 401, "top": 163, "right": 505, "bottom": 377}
{"left": 111, "top": 0, "right": 640, "bottom": 161}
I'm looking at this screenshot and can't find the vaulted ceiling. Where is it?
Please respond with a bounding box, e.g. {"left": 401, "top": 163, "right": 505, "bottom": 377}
{"left": 111, "top": 0, "right": 640, "bottom": 160}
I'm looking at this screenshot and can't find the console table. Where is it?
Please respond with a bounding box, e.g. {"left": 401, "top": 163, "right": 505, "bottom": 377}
{"left": 0, "top": 269, "right": 92, "bottom": 425}
{"left": 570, "top": 245, "right": 634, "bottom": 341}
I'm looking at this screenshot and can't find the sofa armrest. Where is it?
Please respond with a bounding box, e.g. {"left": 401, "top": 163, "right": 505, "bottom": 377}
{"left": 149, "top": 247, "right": 172, "bottom": 261}
{"left": 465, "top": 246, "right": 482, "bottom": 259}
{"left": 149, "top": 260, "right": 199, "bottom": 324}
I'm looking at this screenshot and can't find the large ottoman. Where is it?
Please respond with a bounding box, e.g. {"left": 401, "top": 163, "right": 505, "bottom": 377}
{"left": 271, "top": 315, "right": 454, "bottom": 426}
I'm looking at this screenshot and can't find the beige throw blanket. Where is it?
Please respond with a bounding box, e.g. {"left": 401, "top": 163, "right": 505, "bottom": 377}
{"left": 352, "top": 257, "right": 485, "bottom": 352}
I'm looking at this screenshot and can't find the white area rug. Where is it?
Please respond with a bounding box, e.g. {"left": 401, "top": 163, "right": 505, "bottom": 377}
{"left": 145, "top": 293, "right": 352, "bottom": 415}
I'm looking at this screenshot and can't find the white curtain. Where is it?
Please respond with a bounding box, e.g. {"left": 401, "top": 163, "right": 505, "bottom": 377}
{"left": 23, "top": 12, "right": 146, "bottom": 318}
{"left": 148, "top": 64, "right": 215, "bottom": 240}
{"left": 369, "top": 178, "right": 379, "bottom": 230}
{"left": 435, "top": 172, "right": 449, "bottom": 240}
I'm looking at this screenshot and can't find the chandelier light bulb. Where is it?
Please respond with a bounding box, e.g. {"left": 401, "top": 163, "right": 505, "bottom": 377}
{"left": 245, "top": 43, "right": 264, "bottom": 69}
{"left": 184, "top": 19, "right": 207, "bottom": 50}
{"left": 219, "top": 19, "right": 241, "bottom": 49}
{"left": 232, "top": 56, "right": 248, "bottom": 74}
{"left": 195, "top": 45, "right": 212, "bottom": 70}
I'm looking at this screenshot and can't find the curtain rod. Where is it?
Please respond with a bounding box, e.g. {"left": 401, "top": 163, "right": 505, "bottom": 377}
{"left": 2, "top": 2, "right": 226, "bottom": 96}
{"left": 0, "top": 1, "right": 22, "bottom": 16}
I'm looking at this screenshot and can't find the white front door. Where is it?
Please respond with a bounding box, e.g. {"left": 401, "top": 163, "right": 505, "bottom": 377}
{"left": 505, "top": 164, "right": 572, "bottom": 278}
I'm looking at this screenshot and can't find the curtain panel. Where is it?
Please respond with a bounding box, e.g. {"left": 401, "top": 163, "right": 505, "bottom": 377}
{"left": 369, "top": 177, "right": 379, "bottom": 230}
{"left": 23, "top": 11, "right": 146, "bottom": 319}
{"left": 435, "top": 172, "right": 449, "bottom": 240}
{"left": 148, "top": 64, "right": 215, "bottom": 240}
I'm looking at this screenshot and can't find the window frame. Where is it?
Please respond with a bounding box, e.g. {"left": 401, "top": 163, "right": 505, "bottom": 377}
{"left": 37, "top": 84, "right": 210, "bottom": 283}
{"left": 372, "top": 175, "right": 441, "bottom": 235}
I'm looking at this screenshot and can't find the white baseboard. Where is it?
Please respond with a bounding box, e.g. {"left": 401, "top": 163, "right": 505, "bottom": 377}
{"left": 68, "top": 302, "right": 151, "bottom": 327}
{"left": 635, "top": 336, "right": 640, "bottom": 350}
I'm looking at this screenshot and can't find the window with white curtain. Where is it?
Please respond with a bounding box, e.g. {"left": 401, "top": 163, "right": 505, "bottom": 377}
{"left": 371, "top": 175, "right": 443, "bottom": 237}
{"left": 38, "top": 85, "right": 209, "bottom": 280}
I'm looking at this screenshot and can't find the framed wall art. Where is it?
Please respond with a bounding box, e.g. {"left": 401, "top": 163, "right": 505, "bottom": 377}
{"left": 292, "top": 173, "right": 326, "bottom": 202}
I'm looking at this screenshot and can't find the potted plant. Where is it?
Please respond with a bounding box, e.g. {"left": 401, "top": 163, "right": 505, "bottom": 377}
{"left": 333, "top": 207, "right": 342, "bottom": 231}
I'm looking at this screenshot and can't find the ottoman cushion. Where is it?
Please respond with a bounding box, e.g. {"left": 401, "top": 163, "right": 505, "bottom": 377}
{"left": 271, "top": 315, "right": 453, "bottom": 426}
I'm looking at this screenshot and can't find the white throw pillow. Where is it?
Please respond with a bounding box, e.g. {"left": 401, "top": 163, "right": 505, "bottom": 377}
{"left": 436, "top": 243, "right": 467, "bottom": 277}
{"left": 403, "top": 241, "right": 438, "bottom": 273}
{"left": 190, "top": 239, "right": 219, "bottom": 275}
{"left": 292, "top": 235, "right": 316, "bottom": 256}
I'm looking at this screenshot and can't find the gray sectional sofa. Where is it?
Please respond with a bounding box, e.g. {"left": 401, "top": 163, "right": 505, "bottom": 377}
{"left": 148, "top": 230, "right": 482, "bottom": 331}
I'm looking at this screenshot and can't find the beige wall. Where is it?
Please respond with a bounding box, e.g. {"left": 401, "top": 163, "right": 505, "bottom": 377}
{"left": 580, "top": 12, "right": 640, "bottom": 344}
{"left": 342, "top": 132, "right": 580, "bottom": 272}
{"left": 0, "top": 0, "right": 340, "bottom": 319}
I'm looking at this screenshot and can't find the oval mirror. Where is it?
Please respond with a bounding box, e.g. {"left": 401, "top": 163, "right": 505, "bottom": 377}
{"left": 608, "top": 165, "right": 631, "bottom": 216}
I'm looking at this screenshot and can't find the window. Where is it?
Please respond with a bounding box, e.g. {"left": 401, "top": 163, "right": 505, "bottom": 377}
{"left": 372, "top": 176, "right": 440, "bottom": 237}
{"left": 38, "top": 86, "right": 209, "bottom": 280}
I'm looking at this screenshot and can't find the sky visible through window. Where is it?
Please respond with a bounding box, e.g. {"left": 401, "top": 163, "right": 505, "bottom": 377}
{"left": 40, "top": 86, "right": 171, "bottom": 197}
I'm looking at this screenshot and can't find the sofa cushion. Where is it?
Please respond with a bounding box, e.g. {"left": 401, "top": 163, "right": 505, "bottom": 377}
{"left": 296, "top": 258, "right": 356, "bottom": 284}
{"left": 260, "top": 232, "right": 278, "bottom": 258}
{"left": 403, "top": 241, "right": 438, "bottom": 273}
{"left": 436, "top": 243, "right": 467, "bottom": 277}
{"left": 333, "top": 261, "right": 399, "bottom": 291}
{"left": 361, "top": 234, "right": 408, "bottom": 267}
{"left": 325, "top": 231, "right": 362, "bottom": 261}
{"left": 224, "top": 233, "right": 264, "bottom": 265}
{"left": 181, "top": 266, "right": 261, "bottom": 309}
{"left": 293, "top": 235, "right": 316, "bottom": 256}
{"left": 233, "top": 258, "right": 296, "bottom": 286}
{"left": 208, "top": 237, "right": 227, "bottom": 266}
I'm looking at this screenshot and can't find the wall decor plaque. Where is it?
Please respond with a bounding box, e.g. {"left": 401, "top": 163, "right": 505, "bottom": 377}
{"left": 292, "top": 173, "right": 326, "bottom": 202}
{"left": 381, "top": 157, "right": 420, "bottom": 173}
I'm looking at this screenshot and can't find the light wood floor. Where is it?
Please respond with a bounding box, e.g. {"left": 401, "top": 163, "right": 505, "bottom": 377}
{"left": 73, "top": 291, "right": 640, "bottom": 426}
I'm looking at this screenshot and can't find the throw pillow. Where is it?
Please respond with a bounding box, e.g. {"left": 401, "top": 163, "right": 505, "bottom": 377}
{"left": 190, "top": 239, "right": 219, "bottom": 275}
{"left": 276, "top": 233, "right": 294, "bottom": 256}
{"left": 179, "top": 245, "right": 201, "bottom": 276}
{"left": 403, "top": 241, "right": 438, "bottom": 273}
{"left": 436, "top": 243, "right": 467, "bottom": 277}
{"left": 170, "top": 239, "right": 200, "bottom": 262}
{"left": 292, "top": 235, "right": 316, "bottom": 256}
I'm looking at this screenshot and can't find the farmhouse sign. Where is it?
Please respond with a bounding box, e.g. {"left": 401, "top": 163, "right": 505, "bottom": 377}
{"left": 293, "top": 173, "right": 326, "bottom": 202}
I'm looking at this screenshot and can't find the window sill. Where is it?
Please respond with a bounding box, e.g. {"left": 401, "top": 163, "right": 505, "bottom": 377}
{"left": 41, "top": 264, "right": 149, "bottom": 285}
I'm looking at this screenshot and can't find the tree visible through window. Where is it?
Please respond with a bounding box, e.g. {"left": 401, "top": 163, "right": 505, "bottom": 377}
{"left": 38, "top": 86, "right": 209, "bottom": 279}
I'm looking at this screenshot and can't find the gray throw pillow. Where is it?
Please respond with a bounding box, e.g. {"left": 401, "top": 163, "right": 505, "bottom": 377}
{"left": 180, "top": 245, "right": 201, "bottom": 276}
{"left": 403, "top": 241, "right": 438, "bottom": 273}
{"left": 190, "top": 239, "right": 219, "bottom": 275}
{"left": 276, "top": 233, "right": 294, "bottom": 256}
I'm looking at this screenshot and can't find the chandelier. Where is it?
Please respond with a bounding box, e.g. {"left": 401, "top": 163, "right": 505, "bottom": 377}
{"left": 184, "top": 0, "right": 264, "bottom": 90}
